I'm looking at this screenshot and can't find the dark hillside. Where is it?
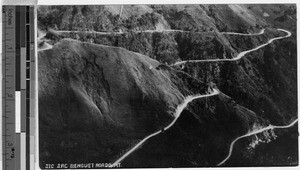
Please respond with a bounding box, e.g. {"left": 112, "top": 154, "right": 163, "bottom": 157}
{"left": 39, "top": 39, "right": 187, "bottom": 166}
{"left": 37, "top": 4, "right": 297, "bottom": 168}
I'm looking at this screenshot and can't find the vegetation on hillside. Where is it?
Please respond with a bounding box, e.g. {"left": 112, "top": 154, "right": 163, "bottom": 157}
{"left": 38, "top": 4, "right": 297, "bottom": 167}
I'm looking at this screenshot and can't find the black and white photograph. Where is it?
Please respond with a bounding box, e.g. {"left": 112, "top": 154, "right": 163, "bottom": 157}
{"left": 37, "top": 4, "right": 298, "bottom": 169}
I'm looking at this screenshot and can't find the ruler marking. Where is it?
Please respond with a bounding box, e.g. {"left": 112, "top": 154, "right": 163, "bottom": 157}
{"left": 21, "top": 90, "right": 27, "bottom": 132}
{"left": 29, "top": 7, "right": 34, "bottom": 170}
{"left": 3, "top": 5, "right": 35, "bottom": 170}
{"left": 26, "top": 6, "right": 30, "bottom": 24}
{"left": 15, "top": 6, "right": 20, "bottom": 51}
{"left": 26, "top": 25, "right": 30, "bottom": 60}
{"left": 15, "top": 57, "right": 20, "bottom": 92}
{"left": 15, "top": 134, "right": 20, "bottom": 170}
{"left": 2, "top": 6, "right": 14, "bottom": 169}
{"left": 21, "top": 133, "right": 26, "bottom": 170}
{"left": 20, "top": 6, "right": 26, "bottom": 48}
{"left": 3, "top": 6, "right": 16, "bottom": 170}
{"left": 28, "top": 6, "right": 35, "bottom": 170}
{"left": 26, "top": 62, "right": 30, "bottom": 78}
{"left": 21, "top": 48, "right": 26, "bottom": 90}
{"left": 30, "top": 7, "right": 34, "bottom": 43}
{"left": 15, "top": 92, "right": 21, "bottom": 133}
{"left": 26, "top": 80, "right": 30, "bottom": 98}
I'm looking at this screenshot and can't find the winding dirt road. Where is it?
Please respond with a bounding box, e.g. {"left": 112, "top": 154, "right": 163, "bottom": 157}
{"left": 107, "top": 28, "right": 295, "bottom": 167}
{"left": 172, "top": 29, "right": 291, "bottom": 66}
{"left": 170, "top": 27, "right": 296, "bottom": 166}
{"left": 37, "top": 42, "right": 53, "bottom": 52}
{"left": 220, "top": 29, "right": 265, "bottom": 36}
{"left": 52, "top": 28, "right": 265, "bottom": 36}
{"left": 217, "top": 118, "right": 298, "bottom": 166}
{"left": 38, "top": 29, "right": 54, "bottom": 52}
{"left": 41, "top": 28, "right": 265, "bottom": 53}
{"left": 109, "top": 88, "right": 220, "bottom": 167}
{"left": 41, "top": 27, "right": 295, "bottom": 167}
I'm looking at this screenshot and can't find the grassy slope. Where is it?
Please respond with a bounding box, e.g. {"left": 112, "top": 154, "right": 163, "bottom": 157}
{"left": 38, "top": 39, "right": 186, "bottom": 166}
{"left": 37, "top": 4, "right": 297, "bottom": 167}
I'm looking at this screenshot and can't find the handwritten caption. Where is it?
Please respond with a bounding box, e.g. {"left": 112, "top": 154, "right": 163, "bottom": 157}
{"left": 45, "top": 163, "right": 121, "bottom": 169}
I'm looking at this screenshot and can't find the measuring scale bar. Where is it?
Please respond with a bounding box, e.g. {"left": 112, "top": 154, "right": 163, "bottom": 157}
{"left": 2, "top": 6, "right": 35, "bottom": 170}
{"left": 3, "top": 6, "right": 16, "bottom": 170}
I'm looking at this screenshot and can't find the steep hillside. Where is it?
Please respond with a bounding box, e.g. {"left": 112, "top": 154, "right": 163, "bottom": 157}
{"left": 38, "top": 4, "right": 296, "bottom": 33}
{"left": 39, "top": 39, "right": 188, "bottom": 166}
{"left": 224, "top": 123, "right": 298, "bottom": 166}
{"left": 38, "top": 4, "right": 297, "bottom": 168}
{"left": 39, "top": 39, "right": 267, "bottom": 167}
{"left": 121, "top": 93, "right": 265, "bottom": 167}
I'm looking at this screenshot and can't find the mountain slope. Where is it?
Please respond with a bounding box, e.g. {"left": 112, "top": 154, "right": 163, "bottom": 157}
{"left": 37, "top": 4, "right": 297, "bottom": 168}
{"left": 39, "top": 39, "right": 267, "bottom": 167}
{"left": 38, "top": 39, "right": 186, "bottom": 165}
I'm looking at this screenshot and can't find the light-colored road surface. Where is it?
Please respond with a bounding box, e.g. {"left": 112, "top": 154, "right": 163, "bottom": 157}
{"left": 171, "top": 28, "right": 294, "bottom": 166}
{"left": 172, "top": 29, "right": 291, "bottom": 66}
{"left": 109, "top": 88, "right": 220, "bottom": 167}
{"left": 108, "top": 28, "right": 293, "bottom": 167}
{"left": 54, "top": 29, "right": 188, "bottom": 35}
{"left": 220, "top": 29, "right": 265, "bottom": 36}
{"left": 55, "top": 29, "right": 124, "bottom": 35}
{"left": 38, "top": 42, "right": 53, "bottom": 52}
{"left": 142, "top": 29, "right": 265, "bottom": 35}
{"left": 38, "top": 30, "right": 47, "bottom": 40}
{"left": 217, "top": 118, "right": 298, "bottom": 166}
{"left": 43, "top": 27, "right": 294, "bottom": 167}
{"left": 53, "top": 28, "right": 265, "bottom": 36}
{"left": 38, "top": 29, "right": 53, "bottom": 52}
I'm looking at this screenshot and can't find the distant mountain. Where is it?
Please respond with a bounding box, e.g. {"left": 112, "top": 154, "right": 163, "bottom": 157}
{"left": 38, "top": 4, "right": 296, "bottom": 33}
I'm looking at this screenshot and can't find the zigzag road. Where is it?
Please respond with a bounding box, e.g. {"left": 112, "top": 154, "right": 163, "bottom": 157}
{"left": 172, "top": 29, "right": 291, "bottom": 66}
{"left": 41, "top": 27, "right": 296, "bottom": 167}
{"left": 108, "top": 28, "right": 296, "bottom": 167}
{"left": 169, "top": 28, "right": 297, "bottom": 166}
{"left": 109, "top": 88, "right": 220, "bottom": 167}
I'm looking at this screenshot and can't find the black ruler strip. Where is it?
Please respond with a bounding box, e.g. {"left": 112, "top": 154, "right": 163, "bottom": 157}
{"left": 28, "top": 6, "right": 35, "bottom": 170}
{"left": 15, "top": 6, "right": 20, "bottom": 91}
{"left": 20, "top": 6, "right": 26, "bottom": 48}
{"left": 3, "top": 6, "right": 17, "bottom": 170}
{"left": 26, "top": 6, "right": 31, "bottom": 170}
{"left": 26, "top": 25, "right": 30, "bottom": 60}
{"left": 26, "top": 62, "right": 30, "bottom": 79}
{"left": 26, "top": 6, "right": 30, "bottom": 24}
